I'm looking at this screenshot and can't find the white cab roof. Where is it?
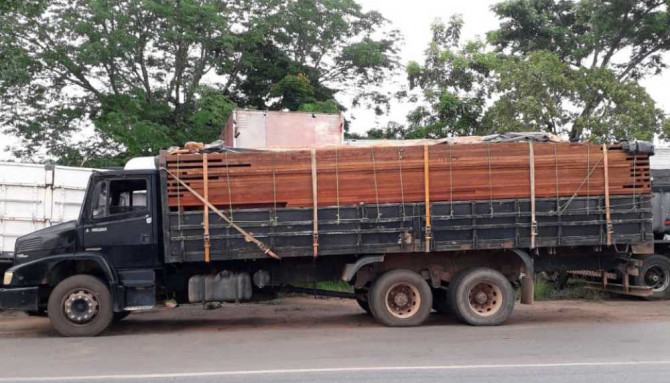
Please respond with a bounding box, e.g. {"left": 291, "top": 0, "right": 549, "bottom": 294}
{"left": 124, "top": 157, "right": 156, "bottom": 170}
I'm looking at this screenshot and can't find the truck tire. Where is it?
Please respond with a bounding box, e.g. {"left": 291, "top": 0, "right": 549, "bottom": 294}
{"left": 354, "top": 288, "right": 371, "bottom": 315}
{"left": 432, "top": 288, "right": 450, "bottom": 314}
{"left": 47, "top": 275, "right": 114, "bottom": 337}
{"left": 634, "top": 254, "right": 670, "bottom": 300}
{"left": 369, "top": 269, "right": 432, "bottom": 327}
{"left": 448, "top": 268, "right": 514, "bottom": 326}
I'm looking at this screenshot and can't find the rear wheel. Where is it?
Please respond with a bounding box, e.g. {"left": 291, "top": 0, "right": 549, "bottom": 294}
{"left": 47, "top": 275, "right": 113, "bottom": 337}
{"left": 448, "top": 268, "right": 514, "bottom": 326}
{"left": 634, "top": 255, "right": 670, "bottom": 300}
{"left": 369, "top": 269, "right": 432, "bottom": 327}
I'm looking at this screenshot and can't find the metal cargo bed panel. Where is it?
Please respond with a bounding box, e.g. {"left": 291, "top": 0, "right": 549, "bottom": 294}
{"left": 166, "top": 195, "right": 652, "bottom": 263}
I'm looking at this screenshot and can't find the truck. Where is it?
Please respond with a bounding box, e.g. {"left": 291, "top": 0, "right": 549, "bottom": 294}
{"left": 0, "top": 137, "right": 659, "bottom": 336}
{"left": 644, "top": 168, "right": 670, "bottom": 297}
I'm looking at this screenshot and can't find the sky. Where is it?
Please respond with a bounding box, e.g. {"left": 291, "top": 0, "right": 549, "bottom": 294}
{"left": 347, "top": 0, "right": 670, "bottom": 135}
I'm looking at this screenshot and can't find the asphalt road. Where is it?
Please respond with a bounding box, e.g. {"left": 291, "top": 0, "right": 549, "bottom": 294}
{"left": 1, "top": 297, "right": 670, "bottom": 383}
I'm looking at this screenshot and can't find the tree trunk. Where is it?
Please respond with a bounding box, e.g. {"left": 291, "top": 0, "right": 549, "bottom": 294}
{"left": 570, "top": 96, "right": 602, "bottom": 142}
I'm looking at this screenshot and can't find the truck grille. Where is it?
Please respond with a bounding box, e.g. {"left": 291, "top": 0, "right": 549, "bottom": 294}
{"left": 16, "top": 237, "right": 43, "bottom": 253}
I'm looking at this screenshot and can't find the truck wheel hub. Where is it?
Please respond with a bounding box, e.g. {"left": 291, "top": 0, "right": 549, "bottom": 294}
{"left": 468, "top": 282, "right": 503, "bottom": 317}
{"left": 645, "top": 265, "right": 670, "bottom": 292}
{"left": 385, "top": 282, "right": 421, "bottom": 318}
{"left": 393, "top": 293, "right": 409, "bottom": 307}
{"left": 63, "top": 290, "right": 99, "bottom": 323}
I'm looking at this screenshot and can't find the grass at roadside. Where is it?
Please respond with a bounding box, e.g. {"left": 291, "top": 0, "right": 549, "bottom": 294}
{"left": 314, "top": 281, "right": 353, "bottom": 292}
{"left": 533, "top": 275, "right": 605, "bottom": 301}
{"left": 291, "top": 281, "right": 354, "bottom": 293}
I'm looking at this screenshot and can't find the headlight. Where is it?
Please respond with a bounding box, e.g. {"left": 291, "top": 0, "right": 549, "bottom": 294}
{"left": 3, "top": 271, "right": 13, "bottom": 286}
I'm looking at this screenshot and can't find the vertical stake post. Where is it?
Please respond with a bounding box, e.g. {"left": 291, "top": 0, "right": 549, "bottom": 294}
{"left": 311, "top": 149, "right": 319, "bottom": 258}
{"left": 424, "top": 145, "right": 432, "bottom": 253}
{"left": 528, "top": 142, "right": 537, "bottom": 249}
{"left": 203, "top": 154, "right": 210, "bottom": 263}
{"left": 603, "top": 144, "right": 613, "bottom": 246}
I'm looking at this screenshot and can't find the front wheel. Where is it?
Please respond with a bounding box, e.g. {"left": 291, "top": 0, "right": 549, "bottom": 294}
{"left": 634, "top": 255, "right": 670, "bottom": 300}
{"left": 47, "top": 275, "right": 114, "bottom": 337}
{"left": 369, "top": 269, "right": 432, "bottom": 327}
{"left": 448, "top": 268, "right": 515, "bottom": 326}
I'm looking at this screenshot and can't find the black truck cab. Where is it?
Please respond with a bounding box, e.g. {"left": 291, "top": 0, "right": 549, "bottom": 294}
{"left": 0, "top": 170, "right": 162, "bottom": 334}
{"left": 79, "top": 170, "right": 163, "bottom": 269}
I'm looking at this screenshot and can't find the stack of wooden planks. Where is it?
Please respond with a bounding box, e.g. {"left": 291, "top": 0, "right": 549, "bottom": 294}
{"left": 161, "top": 141, "right": 650, "bottom": 211}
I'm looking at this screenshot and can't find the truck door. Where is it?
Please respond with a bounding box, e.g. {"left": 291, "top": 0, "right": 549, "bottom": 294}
{"left": 82, "top": 176, "right": 159, "bottom": 268}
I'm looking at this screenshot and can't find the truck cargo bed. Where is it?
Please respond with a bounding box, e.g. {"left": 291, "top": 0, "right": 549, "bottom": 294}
{"left": 159, "top": 140, "right": 653, "bottom": 263}
{"left": 166, "top": 195, "right": 651, "bottom": 262}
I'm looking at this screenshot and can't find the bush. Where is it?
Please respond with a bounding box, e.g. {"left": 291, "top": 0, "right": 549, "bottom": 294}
{"left": 532, "top": 274, "right": 604, "bottom": 301}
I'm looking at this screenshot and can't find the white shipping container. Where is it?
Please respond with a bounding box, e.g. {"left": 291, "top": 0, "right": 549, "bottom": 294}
{"left": 0, "top": 162, "right": 96, "bottom": 255}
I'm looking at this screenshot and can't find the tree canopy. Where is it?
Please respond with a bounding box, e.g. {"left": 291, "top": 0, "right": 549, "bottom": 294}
{"left": 388, "top": 0, "right": 670, "bottom": 142}
{"left": 0, "top": 0, "right": 399, "bottom": 165}
{"left": 4, "top": 0, "right": 669, "bottom": 164}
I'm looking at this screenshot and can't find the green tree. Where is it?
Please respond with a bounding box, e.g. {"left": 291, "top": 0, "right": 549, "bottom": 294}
{"left": 482, "top": 51, "right": 576, "bottom": 135}
{"left": 0, "top": 0, "right": 399, "bottom": 165}
{"left": 396, "top": 1, "right": 670, "bottom": 142}
{"left": 366, "top": 121, "right": 410, "bottom": 139}
{"left": 489, "top": 0, "right": 670, "bottom": 141}
{"left": 404, "top": 16, "right": 497, "bottom": 138}
{"left": 225, "top": 0, "right": 400, "bottom": 115}
{"left": 0, "top": 0, "right": 242, "bottom": 166}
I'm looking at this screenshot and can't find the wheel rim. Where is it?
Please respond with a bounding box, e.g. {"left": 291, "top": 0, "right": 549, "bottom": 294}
{"left": 385, "top": 282, "right": 421, "bottom": 319}
{"left": 644, "top": 265, "right": 670, "bottom": 292}
{"left": 62, "top": 289, "right": 99, "bottom": 324}
{"left": 467, "top": 282, "right": 503, "bottom": 317}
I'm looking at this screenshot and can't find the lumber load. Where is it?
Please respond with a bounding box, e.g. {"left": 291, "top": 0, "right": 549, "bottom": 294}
{"left": 161, "top": 140, "right": 651, "bottom": 212}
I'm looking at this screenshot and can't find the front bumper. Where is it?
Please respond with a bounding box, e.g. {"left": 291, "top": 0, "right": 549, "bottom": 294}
{"left": 0, "top": 254, "right": 13, "bottom": 276}
{"left": 0, "top": 287, "right": 39, "bottom": 311}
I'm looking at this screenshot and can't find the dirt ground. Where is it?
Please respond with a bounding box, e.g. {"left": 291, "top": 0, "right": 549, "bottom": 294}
{"left": 2, "top": 295, "right": 670, "bottom": 338}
